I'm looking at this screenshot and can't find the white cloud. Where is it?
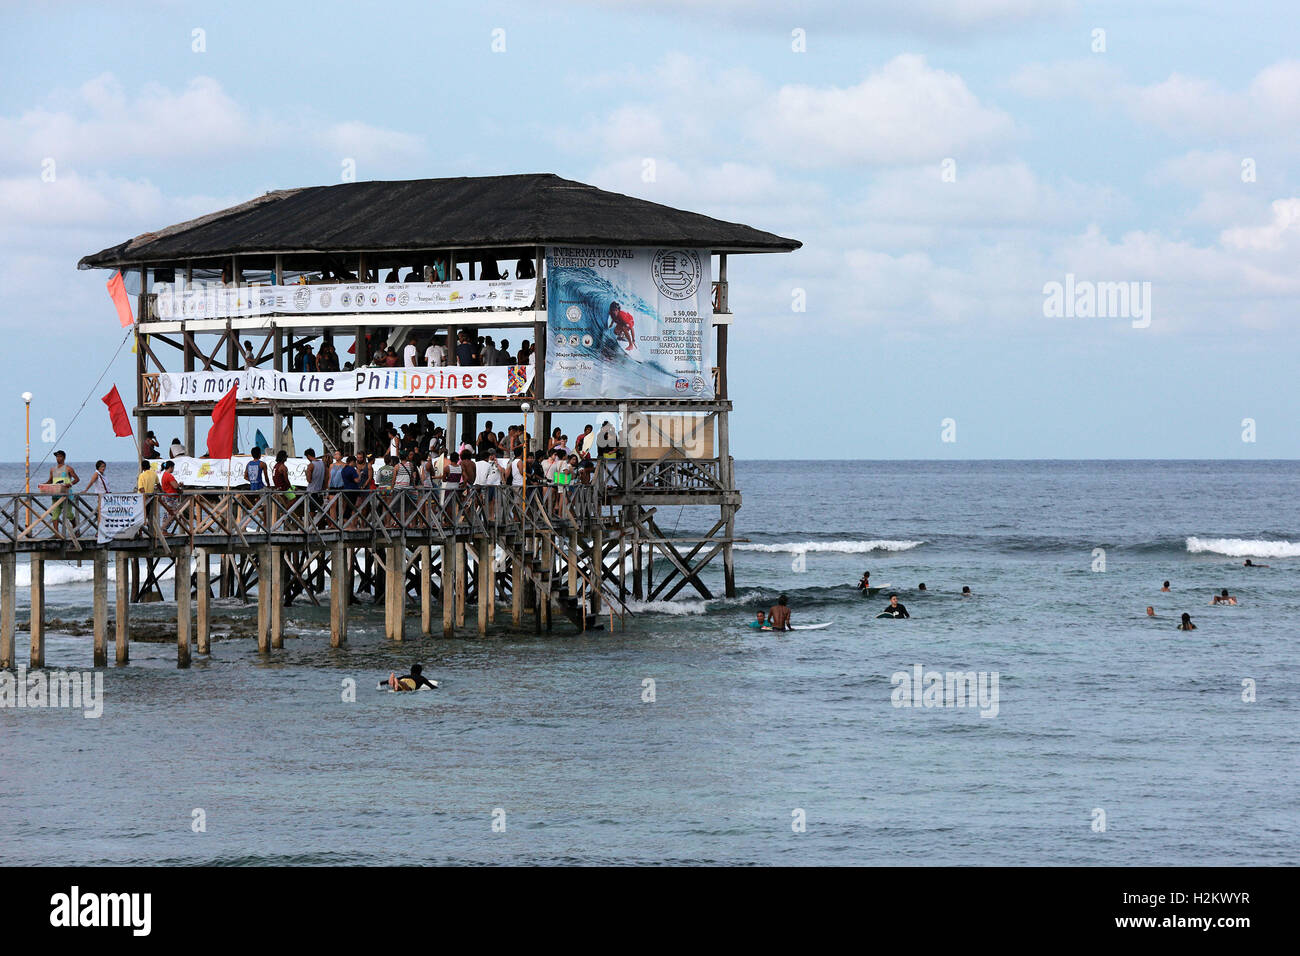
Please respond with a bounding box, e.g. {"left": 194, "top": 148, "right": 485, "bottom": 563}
{"left": 754, "top": 55, "right": 1015, "bottom": 167}
{"left": 1220, "top": 198, "right": 1300, "bottom": 252}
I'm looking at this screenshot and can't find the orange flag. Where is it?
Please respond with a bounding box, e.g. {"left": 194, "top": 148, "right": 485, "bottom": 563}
{"left": 107, "top": 271, "right": 135, "bottom": 327}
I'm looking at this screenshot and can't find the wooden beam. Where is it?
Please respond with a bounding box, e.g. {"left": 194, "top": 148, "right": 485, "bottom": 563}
{"left": 115, "top": 552, "right": 130, "bottom": 664}
{"left": 92, "top": 551, "right": 108, "bottom": 667}
{"left": 0, "top": 552, "right": 16, "bottom": 669}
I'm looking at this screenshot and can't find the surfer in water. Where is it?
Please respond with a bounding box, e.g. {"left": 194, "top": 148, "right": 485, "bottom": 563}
{"left": 748, "top": 610, "right": 772, "bottom": 630}
{"left": 608, "top": 302, "right": 636, "bottom": 352}
{"left": 961, "top": 586, "right": 972, "bottom": 597}
{"left": 1243, "top": 559, "right": 1269, "bottom": 568}
{"left": 766, "top": 594, "right": 792, "bottom": 631}
{"left": 1146, "top": 606, "right": 1156, "bottom": 618}
{"left": 382, "top": 663, "right": 438, "bottom": 692}
{"left": 881, "top": 594, "right": 910, "bottom": 618}
{"left": 1211, "top": 589, "right": 1238, "bottom": 605}
{"left": 1177, "top": 613, "right": 1196, "bottom": 631}
{"left": 856, "top": 571, "right": 871, "bottom": 590}
{"left": 1161, "top": 581, "right": 1171, "bottom": 592}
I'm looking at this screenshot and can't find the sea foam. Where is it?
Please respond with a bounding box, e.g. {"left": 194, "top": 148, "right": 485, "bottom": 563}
{"left": 1185, "top": 536, "right": 1300, "bottom": 558}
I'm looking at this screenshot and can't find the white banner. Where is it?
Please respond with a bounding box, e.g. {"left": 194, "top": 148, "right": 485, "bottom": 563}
{"left": 145, "top": 456, "right": 309, "bottom": 488}
{"left": 96, "top": 493, "right": 145, "bottom": 544}
{"left": 153, "top": 366, "right": 534, "bottom": 404}
{"left": 153, "top": 279, "right": 536, "bottom": 320}
{"left": 545, "top": 246, "right": 713, "bottom": 399}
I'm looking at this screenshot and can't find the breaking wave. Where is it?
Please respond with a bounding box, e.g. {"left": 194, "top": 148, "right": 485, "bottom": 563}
{"left": 1185, "top": 537, "right": 1300, "bottom": 558}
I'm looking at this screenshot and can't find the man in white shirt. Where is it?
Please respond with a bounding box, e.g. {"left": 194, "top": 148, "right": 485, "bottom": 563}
{"left": 425, "top": 340, "right": 446, "bottom": 366}
{"left": 403, "top": 340, "right": 419, "bottom": 367}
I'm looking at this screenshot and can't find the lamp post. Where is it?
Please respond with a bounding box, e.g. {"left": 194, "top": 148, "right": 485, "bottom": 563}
{"left": 21, "top": 392, "right": 32, "bottom": 494}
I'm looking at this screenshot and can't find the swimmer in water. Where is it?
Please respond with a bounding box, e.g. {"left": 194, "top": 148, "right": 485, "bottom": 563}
{"left": 1161, "top": 581, "right": 1171, "bottom": 592}
{"left": 961, "top": 586, "right": 972, "bottom": 597}
{"left": 1177, "top": 612, "right": 1196, "bottom": 631}
{"left": 381, "top": 663, "right": 438, "bottom": 691}
{"left": 767, "top": 594, "right": 792, "bottom": 631}
{"left": 1210, "top": 589, "right": 1238, "bottom": 606}
{"left": 1146, "top": 606, "right": 1156, "bottom": 618}
{"left": 917, "top": 583, "right": 927, "bottom": 591}
{"left": 881, "top": 593, "right": 910, "bottom": 618}
{"left": 748, "top": 610, "right": 771, "bottom": 630}
{"left": 1243, "top": 559, "right": 1269, "bottom": 568}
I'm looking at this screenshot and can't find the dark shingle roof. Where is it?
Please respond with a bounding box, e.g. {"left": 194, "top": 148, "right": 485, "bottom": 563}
{"left": 79, "top": 173, "right": 800, "bottom": 268}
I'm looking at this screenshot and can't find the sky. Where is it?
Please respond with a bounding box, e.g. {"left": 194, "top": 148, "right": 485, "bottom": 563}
{"left": 1, "top": 0, "right": 1298, "bottom": 462}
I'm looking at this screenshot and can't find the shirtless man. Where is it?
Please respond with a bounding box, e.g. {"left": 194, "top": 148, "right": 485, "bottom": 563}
{"left": 766, "top": 594, "right": 792, "bottom": 631}
{"left": 1210, "top": 589, "right": 1238, "bottom": 605}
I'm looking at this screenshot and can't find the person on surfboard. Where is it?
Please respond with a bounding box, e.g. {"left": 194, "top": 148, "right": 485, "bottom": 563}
{"left": 881, "top": 594, "right": 910, "bottom": 618}
{"left": 856, "top": 570, "right": 871, "bottom": 590}
{"left": 608, "top": 302, "right": 636, "bottom": 352}
{"left": 382, "top": 663, "right": 438, "bottom": 692}
{"left": 766, "top": 594, "right": 792, "bottom": 631}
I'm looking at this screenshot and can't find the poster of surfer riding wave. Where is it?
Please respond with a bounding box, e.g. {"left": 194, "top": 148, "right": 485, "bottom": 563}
{"left": 545, "top": 246, "right": 714, "bottom": 399}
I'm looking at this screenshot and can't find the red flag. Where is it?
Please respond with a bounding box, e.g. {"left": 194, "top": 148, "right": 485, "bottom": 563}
{"left": 106, "top": 271, "right": 135, "bottom": 328}
{"left": 207, "top": 383, "right": 239, "bottom": 459}
{"left": 101, "top": 385, "right": 134, "bottom": 438}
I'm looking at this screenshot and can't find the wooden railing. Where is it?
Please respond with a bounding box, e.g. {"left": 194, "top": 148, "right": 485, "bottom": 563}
{"left": 0, "top": 485, "right": 607, "bottom": 551}
{"left": 603, "top": 457, "right": 727, "bottom": 495}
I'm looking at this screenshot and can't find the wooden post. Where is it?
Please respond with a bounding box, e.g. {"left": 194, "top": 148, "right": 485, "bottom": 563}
{"left": 718, "top": 409, "right": 736, "bottom": 599}
{"left": 388, "top": 544, "right": 406, "bottom": 641}
{"left": 256, "top": 546, "right": 271, "bottom": 652}
{"left": 419, "top": 544, "right": 432, "bottom": 636}
{"left": 568, "top": 531, "right": 579, "bottom": 598}
{"left": 511, "top": 546, "right": 523, "bottom": 626}
{"left": 477, "top": 537, "right": 491, "bottom": 637}
{"left": 195, "top": 548, "right": 210, "bottom": 654}
{"left": 487, "top": 540, "right": 497, "bottom": 624}
{"left": 441, "top": 542, "right": 455, "bottom": 638}
{"left": 92, "top": 550, "right": 108, "bottom": 667}
{"left": 330, "top": 542, "right": 347, "bottom": 646}
{"left": 541, "top": 536, "right": 553, "bottom": 631}
{"left": 270, "top": 545, "right": 284, "bottom": 649}
{"left": 591, "top": 527, "right": 603, "bottom": 614}
{"left": 176, "top": 547, "right": 192, "bottom": 668}
{"left": 114, "top": 552, "right": 129, "bottom": 664}
{"left": 632, "top": 529, "right": 644, "bottom": 600}
{"left": 454, "top": 542, "right": 466, "bottom": 627}
{"left": 29, "top": 554, "right": 44, "bottom": 668}
{"left": 0, "top": 552, "right": 16, "bottom": 669}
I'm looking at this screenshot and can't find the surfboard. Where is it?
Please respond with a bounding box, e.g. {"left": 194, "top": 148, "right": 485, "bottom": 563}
{"left": 790, "top": 622, "right": 832, "bottom": 630}
{"left": 858, "top": 585, "right": 890, "bottom": 595}
{"left": 876, "top": 612, "right": 906, "bottom": 619}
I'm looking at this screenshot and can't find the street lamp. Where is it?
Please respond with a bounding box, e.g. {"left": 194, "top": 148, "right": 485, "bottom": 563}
{"left": 21, "top": 392, "right": 32, "bottom": 494}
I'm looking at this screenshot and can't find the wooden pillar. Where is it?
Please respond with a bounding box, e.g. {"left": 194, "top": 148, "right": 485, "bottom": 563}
{"left": 352, "top": 403, "right": 365, "bottom": 457}
{"left": 196, "top": 548, "right": 210, "bottom": 654}
{"left": 510, "top": 546, "right": 523, "bottom": 626}
{"left": 270, "top": 546, "right": 284, "bottom": 649}
{"left": 256, "top": 546, "right": 271, "bottom": 652}
{"left": 568, "top": 531, "right": 579, "bottom": 598}
{"left": 28, "top": 554, "right": 44, "bottom": 668}
{"left": 330, "top": 542, "right": 348, "bottom": 646}
{"left": 632, "top": 530, "right": 644, "bottom": 600}
{"left": 718, "top": 410, "right": 736, "bottom": 598}
{"left": 92, "top": 551, "right": 108, "bottom": 667}
{"left": 487, "top": 540, "right": 497, "bottom": 624}
{"left": 176, "top": 547, "right": 192, "bottom": 668}
{"left": 387, "top": 544, "right": 406, "bottom": 641}
{"left": 114, "top": 552, "right": 129, "bottom": 664}
{"left": 419, "top": 544, "right": 432, "bottom": 636}
{"left": 454, "top": 542, "right": 466, "bottom": 627}
{"left": 541, "top": 536, "right": 553, "bottom": 631}
{"left": 477, "top": 537, "right": 491, "bottom": 637}
{"left": 0, "top": 552, "right": 16, "bottom": 669}
{"left": 441, "top": 543, "right": 455, "bottom": 638}
{"left": 591, "top": 527, "right": 603, "bottom": 614}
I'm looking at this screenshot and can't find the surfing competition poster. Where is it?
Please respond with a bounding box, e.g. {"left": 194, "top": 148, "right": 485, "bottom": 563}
{"left": 545, "top": 246, "right": 713, "bottom": 399}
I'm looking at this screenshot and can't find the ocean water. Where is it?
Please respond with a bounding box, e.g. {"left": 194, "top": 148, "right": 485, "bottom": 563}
{"left": 1, "top": 459, "right": 1297, "bottom": 866}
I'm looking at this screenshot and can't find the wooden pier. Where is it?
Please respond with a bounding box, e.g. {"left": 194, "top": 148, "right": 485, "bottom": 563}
{"left": 6, "top": 173, "right": 800, "bottom": 669}
{"left": 0, "top": 484, "right": 635, "bottom": 668}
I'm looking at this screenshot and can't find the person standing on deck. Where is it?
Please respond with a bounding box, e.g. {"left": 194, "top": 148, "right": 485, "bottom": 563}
{"left": 47, "top": 450, "right": 79, "bottom": 537}
{"left": 137, "top": 461, "right": 159, "bottom": 495}
{"left": 83, "top": 460, "right": 110, "bottom": 495}
{"left": 245, "top": 447, "right": 269, "bottom": 491}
